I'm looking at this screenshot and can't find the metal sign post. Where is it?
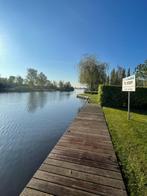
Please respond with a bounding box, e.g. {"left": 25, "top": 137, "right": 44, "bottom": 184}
{"left": 128, "top": 91, "right": 130, "bottom": 120}
{"left": 122, "top": 75, "right": 136, "bottom": 120}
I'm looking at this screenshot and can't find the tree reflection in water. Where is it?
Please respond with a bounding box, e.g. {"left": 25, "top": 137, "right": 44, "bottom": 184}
{"left": 27, "top": 92, "right": 47, "bottom": 113}
{"left": 27, "top": 91, "right": 73, "bottom": 113}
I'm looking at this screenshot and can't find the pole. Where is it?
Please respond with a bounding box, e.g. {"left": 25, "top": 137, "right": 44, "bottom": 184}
{"left": 128, "top": 91, "right": 130, "bottom": 120}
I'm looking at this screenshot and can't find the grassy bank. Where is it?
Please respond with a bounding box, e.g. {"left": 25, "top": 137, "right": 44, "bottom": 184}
{"left": 103, "top": 107, "right": 147, "bottom": 196}
{"left": 78, "top": 93, "right": 99, "bottom": 104}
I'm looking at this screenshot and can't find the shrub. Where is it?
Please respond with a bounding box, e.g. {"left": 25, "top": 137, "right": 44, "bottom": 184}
{"left": 98, "top": 85, "right": 147, "bottom": 109}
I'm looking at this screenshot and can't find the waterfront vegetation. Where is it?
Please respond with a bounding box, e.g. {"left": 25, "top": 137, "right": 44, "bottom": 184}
{"left": 0, "top": 68, "right": 74, "bottom": 92}
{"left": 78, "top": 55, "right": 147, "bottom": 91}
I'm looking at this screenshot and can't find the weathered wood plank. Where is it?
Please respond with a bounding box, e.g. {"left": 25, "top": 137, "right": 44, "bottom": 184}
{"left": 39, "top": 163, "right": 125, "bottom": 190}
{"left": 54, "top": 146, "right": 116, "bottom": 160}
{"left": 56, "top": 142, "right": 116, "bottom": 156}
{"left": 51, "top": 148, "right": 117, "bottom": 165}
{"left": 27, "top": 178, "right": 98, "bottom": 196}
{"left": 21, "top": 188, "right": 54, "bottom": 196}
{"left": 44, "top": 158, "right": 122, "bottom": 180}
{"left": 34, "top": 170, "right": 127, "bottom": 196}
{"left": 71, "top": 122, "right": 107, "bottom": 129}
{"left": 48, "top": 153, "right": 120, "bottom": 172}
{"left": 60, "top": 137, "right": 114, "bottom": 150}
{"left": 68, "top": 128, "right": 109, "bottom": 136}
{"left": 64, "top": 132, "right": 111, "bottom": 141}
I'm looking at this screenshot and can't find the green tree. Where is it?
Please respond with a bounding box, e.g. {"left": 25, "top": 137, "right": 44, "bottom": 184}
{"left": 59, "top": 80, "right": 64, "bottom": 90}
{"left": 116, "top": 66, "right": 126, "bottom": 85}
{"left": 16, "top": 76, "right": 23, "bottom": 86}
{"left": 127, "top": 68, "right": 131, "bottom": 76}
{"left": 135, "top": 61, "right": 147, "bottom": 87}
{"left": 135, "top": 63, "right": 147, "bottom": 79}
{"left": 78, "top": 55, "right": 108, "bottom": 91}
{"left": 8, "top": 76, "right": 16, "bottom": 84}
{"left": 110, "top": 68, "right": 116, "bottom": 85}
{"left": 110, "top": 66, "right": 126, "bottom": 85}
{"left": 46, "top": 80, "right": 52, "bottom": 89}
{"left": 106, "top": 75, "right": 110, "bottom": 85}
{"left": 52, "top": 81, "right": 57, "bottom": 89}
{"left": 64, "top": 81, "right": 72, "bottom": 89}
{"left": 37, "top": 72, "right": 47, "bottom": 88}
{"left": 26, "top": 68, "right": 38, "bottom": 88}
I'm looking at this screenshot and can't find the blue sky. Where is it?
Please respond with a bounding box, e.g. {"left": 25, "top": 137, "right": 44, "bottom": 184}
{"left": 0, "top": 0, "right": 147, "bottom": 86}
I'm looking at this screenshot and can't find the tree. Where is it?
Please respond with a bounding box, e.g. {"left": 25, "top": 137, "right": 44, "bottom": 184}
{"left": 106, "top": 75, "right": 110, "bottom": 85}
{"left": 16, "top": 76, "right": 23, "bottom": 86}
{"left": 59, "top": 80, "right": 64, "bottom": 90}
{"left": 116, "top": 66, "right": 126, "bottom": 85}
{"left": 135, "top": 61, "right": 147, "bottom": 87}
{"left": 8, "top": 76, "right": 16, "bottom": 84}
{"left": 110, "top": 68, "right": 116, "bottom": 85}
{"left": 52, "top": 81, "right": 57, "bottom": 89}
{"left": 110, "top": 66, "right": 126, "bottom": 85}
{"left": 0, "top": 77, "right": 8, "bottom": 89}
{"left": 37, "top": 72, "right": 47, "bottom": 88}
{"left": 64, "top": 81, "right": 72, "bottom": 89}
{"left": 78, "top": 55, "right": 108, "bottom": 91}
{"left": 46, "top": 80, "right": 52, "bottom": 89}
{"left": 26, "top": 68, "right": 38, "bottom": 88}
{"left": 135, "top": 62, "right": 147, "bottom": 79}
{"left": 127, "top": 68, "right": 131, "bottom": 76}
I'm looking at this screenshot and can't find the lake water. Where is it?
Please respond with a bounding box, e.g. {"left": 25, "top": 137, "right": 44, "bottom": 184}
{"left": 0, "top": 90, "right": 85, "bottom": 196}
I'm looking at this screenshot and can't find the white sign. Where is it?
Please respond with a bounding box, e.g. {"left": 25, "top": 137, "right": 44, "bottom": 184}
{"left": 122, "top": 75, "right": 136, "bottom": 92}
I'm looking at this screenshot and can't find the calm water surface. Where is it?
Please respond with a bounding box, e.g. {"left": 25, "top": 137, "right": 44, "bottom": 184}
{"left": 0, "top": 90, "right": 85, "bottom": 196}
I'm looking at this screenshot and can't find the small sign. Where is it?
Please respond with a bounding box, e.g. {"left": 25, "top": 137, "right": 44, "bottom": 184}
{"left": 122, "top": 75, "right": 136, "bottom": 92}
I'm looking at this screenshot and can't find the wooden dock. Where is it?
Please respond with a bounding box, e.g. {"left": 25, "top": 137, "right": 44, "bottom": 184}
{"left": 20, "top": 104, "right": 127, "bottom": 196}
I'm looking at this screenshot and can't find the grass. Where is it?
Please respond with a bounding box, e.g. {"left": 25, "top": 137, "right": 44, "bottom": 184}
{"left": 79, "top": 93, "right": 99, "bottom": 104}
{"left": 103, "top": 107, "right": 147, "bottom": 196}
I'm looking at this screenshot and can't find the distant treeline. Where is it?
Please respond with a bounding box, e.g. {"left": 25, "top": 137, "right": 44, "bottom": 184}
{"left": 109, "top": 63, "right": 147, "bottom": 87}
{"left": 0, "top": 68, "right": 74, "bottom": 92}
{"left": 78, "top": 55, "right": 147, "bottom": 91}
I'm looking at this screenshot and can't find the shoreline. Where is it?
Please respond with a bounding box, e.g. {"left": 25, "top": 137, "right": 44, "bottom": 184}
{"left": 0, "top": 89, "right": 74, "bottom": 93}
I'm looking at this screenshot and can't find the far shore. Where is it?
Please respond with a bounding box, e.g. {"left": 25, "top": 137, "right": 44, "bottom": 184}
{"left": 0, "top": 88, "right": 74, "bottom": 93}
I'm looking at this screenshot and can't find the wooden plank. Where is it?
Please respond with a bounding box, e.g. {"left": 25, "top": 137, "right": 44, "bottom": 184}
{"left": 74, "top": 117, "right": 105, "bottom": 121}
{"left": 54, "top": 145, "right": 116, "bottom": 160}
{"left": 69, "top": 125, "right": 108, "bottom": 132}
{"left": 27, "top": 178, "right": 97, "bottom": 196}
{"left": 63, "top": 132, "right": 112, "bottom": 142}
{"left": 51, "top": 148, "right": 117, "bottom": 165}
{"left": 21, "top": 188, "right": 54, "bottom": 196}
{"left": 71, "top": 121, "right": 107, "bottom": 129}
{"left": 66, "top": 131, "right": 110, "bottom": 138}
{"left": 48, "top": 153, "right": 120, "bottom": 172}
{"left": 60, "top": 137, "right": 114, "bottom": 150}
{"left": 44, "top": 158, "right": 122, "bottom": 180}
{"left": 57, "top": 142, "right": 115, "bottom": 156}
{"left": 59, "top": 135, "right": 112, "bottom": 145}
{"left": 39, "top": 163, "right": 125, "bottom": 190}
{"left": 77, "top": 113, "right": 104, "bottom": 117}
{"left": 34, "top": 170, "right": 127, "bottom": 196}
{"left": 68, "top": 128, "right": 109, "bottom": 136}
{"left": 67, "top": 126, "right": 108, "bottom": 133}
{"left": 69, "top": 125, "right": 108, "bottom": 133}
